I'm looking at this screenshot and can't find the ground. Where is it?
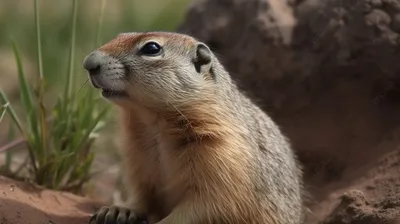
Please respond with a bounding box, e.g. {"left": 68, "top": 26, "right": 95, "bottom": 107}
{"left": 0, "top": 176, "right": 103, "bottom": 224}
{"left": 306, "top": 149, "right": 400, "bottom": 223}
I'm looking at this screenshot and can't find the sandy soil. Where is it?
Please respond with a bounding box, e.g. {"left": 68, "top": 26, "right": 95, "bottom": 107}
{"left": 0, "top": 176, "right": 103, "bottom": 224}
{"left": 305, "top": 148, "right": 400, "bottom": 223}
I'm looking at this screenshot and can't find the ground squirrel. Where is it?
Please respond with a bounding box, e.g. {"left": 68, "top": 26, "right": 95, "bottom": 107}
{"left": 83, "top": 32, "right": 304, "bottom": 224}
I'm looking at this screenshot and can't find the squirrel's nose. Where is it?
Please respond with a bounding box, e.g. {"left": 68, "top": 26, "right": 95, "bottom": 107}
{"left": 83, "top": 51, "right": 104, "bottom": 76}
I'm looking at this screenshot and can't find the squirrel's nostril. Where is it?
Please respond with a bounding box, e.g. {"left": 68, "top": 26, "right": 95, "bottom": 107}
{"left": 83, "top": 51, "right": 104, "bottom": 76}
{"left": 88, "top": 65, "right": 101, "bottom": 76}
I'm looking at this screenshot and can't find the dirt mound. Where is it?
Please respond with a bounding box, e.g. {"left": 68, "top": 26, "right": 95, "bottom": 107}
{"left": 307, "top": 149, "right": 400, "bottom": 223}
{"left": 0, "top": 176, "right": 103, "bottom": 224}
{"left": 179, "top": 0, "right": 400, "bottom": 223}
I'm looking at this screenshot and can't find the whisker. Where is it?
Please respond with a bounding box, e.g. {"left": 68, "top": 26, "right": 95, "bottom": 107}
{"left": 166, "top": 99, "right": 195, "bottom": 136}
{"left": 125, "top": 78, "right": 135, "bottom": 89}
{"left": 110, "top": 80, "right": 117, "bottom": 96}
{"left": 77, "top": 79, "right": 90, "bottom": 94}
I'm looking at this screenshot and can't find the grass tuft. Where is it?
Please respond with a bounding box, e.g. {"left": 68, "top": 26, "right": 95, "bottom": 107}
{"left": 0, "top": 0, "right": 109, "bottom": 193}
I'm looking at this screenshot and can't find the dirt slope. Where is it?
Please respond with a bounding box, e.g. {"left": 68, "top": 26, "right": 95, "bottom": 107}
{"left": 0, "top": 176, "right": 103, "bottom": 224}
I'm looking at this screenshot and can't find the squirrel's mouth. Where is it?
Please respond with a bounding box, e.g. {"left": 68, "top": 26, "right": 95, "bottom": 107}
{"left": 101, "top": 89, "right": 128, "bottom": 98}
{"left": 88, "top": 76, "right": 128, "bottom": 98}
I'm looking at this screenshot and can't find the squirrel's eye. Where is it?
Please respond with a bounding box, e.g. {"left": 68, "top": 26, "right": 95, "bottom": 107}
{"left": 140, "top": 42, "right": 162, "bottom": 56}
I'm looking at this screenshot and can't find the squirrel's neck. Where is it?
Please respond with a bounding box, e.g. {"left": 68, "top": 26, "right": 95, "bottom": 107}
{"left": 120, "top": 95, "right": 242, "bottom": 146}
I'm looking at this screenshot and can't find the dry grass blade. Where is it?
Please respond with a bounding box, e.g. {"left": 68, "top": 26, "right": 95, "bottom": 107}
{"left": 0, "top": 102, "right": 9, "bottom": 123}
{"left": 0, "top": 90, "right": 24, "bottom": 136}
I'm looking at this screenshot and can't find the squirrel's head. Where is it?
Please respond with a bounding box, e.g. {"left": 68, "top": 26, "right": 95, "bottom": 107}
{"left": 83, "top": 32, "right": 216, "bottom": 110}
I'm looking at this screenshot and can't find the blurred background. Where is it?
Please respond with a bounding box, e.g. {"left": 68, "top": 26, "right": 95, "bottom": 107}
{"left": 0, "top": 0, "right": 190, "bottom": 94}
{"left": 0, "top": 0, "right": 191, "bottom": 203}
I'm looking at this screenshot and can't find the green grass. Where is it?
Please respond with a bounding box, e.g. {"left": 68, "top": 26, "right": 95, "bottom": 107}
{"left": 0, "top": 0, "right": 109, "bottom": 193}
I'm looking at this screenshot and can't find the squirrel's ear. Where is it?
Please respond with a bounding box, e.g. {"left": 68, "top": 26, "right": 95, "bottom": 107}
{"left": 193, "top": 43, "right": 212, "bottom": 74}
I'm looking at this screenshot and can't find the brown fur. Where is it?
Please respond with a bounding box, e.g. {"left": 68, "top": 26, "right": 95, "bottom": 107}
{"left": 119, "top": 100, "right": 280, "bottom": 224}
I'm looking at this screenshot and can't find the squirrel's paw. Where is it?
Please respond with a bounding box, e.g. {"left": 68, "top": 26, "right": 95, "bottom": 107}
{"left": 88, "top": 205, "right": 148, "bottom": 224}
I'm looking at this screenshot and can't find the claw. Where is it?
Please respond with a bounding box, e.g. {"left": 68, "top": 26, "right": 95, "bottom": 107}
{"left": 89, "top": 214, "right": 96, "bottom": 224}
{"left": 87, "top": 206, "right": 147, "bottom": 224}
